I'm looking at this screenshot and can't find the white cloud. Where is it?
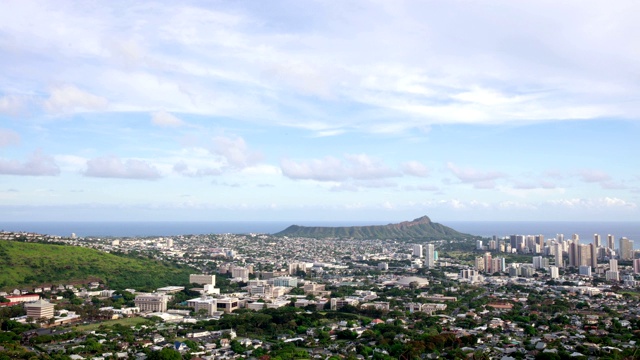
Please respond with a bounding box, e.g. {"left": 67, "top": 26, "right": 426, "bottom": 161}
{"left": 0, "top": 149, "right": 60, "bottom": 176}
{"left": 43, "top": 85, "right": 108, "bottom": 114}
{"left": 547, "top": 197, "right": 637, "bottom": 209}
{"left": 447, "top": 162, "right": 506, "bottom": 189}
{"left": 0, "top": 95, "right": 28, "bottom": 116}
{"left": 84, "top": 156, "right": 161, "bottom": 180}
{"left": 403, "top": 184, "right": 439, "bottom": 192}
{"left": 173, "top": 161, "right": 222, "bottom": 177}
{"left": 211, "top": 135, "right": 263, "bottom": 169}
{"left": 0, "top": 129, "right": 20, "bottom": 147}
{"left": 281, "top": 154, "right": 397, "bottom": 181}
{"left": 2, "top": 1, "right": 639, "bottom": 132}
{"left": 497, "top": 201, "right": 538, "bottom": 210}
{"left": 151, "top": 111, "right": 185, "bottom": 127}
{"left": 402, "top": 160, "right": 430, "bottom": 177}
{"left": 577, "top": 169, "right": 611, "bottom": 183}
{"left": 499, "top": 185, "right": 565, "bottom": 199}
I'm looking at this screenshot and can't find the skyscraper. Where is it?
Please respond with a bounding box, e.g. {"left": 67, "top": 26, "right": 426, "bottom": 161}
{"left": 594, "top": 234, "right": 601, "bottom": 248}
{"left": 534, "top": 235, "right": 544, "bottom": 253}
{"left": 555, "top": 243, "right": 564, "bottom": 268}
{"left": 413, "top": 244, "right": 423, "bottom": 258}
{"left": 619, "top": 237, "right": 633, "bottom": 261}
{"left": 484, "top": 252, "right": 492, "bottom": 273}
{"left": 578, "top": 244, "right": 591, "bottom": 267}
{"left": 425, "top": 244, "right": 435, "bottom": 268}
{"left": 569, "top": 241, "right": 579, "bottom": 267}
{"left": 607, "top": 234, "right": 615, "bottom": 250}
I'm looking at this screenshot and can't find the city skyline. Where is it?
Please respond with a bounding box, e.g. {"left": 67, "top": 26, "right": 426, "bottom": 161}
{"left": 1, "top": 1, "right": 639, "bottom": 222}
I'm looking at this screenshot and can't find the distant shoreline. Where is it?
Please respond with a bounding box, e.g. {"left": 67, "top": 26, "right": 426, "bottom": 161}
{"left": 1, "top": 221, "right": 639, "bottom": 244}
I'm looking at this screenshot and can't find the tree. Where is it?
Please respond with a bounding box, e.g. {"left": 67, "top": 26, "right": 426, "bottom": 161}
{"left": 148, "top": 348, "right": 182, "bottom": 360}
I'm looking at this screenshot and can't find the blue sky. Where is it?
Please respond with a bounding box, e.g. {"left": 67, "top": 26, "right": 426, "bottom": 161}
{"left": 1, "top": 0, "right": 639, "bottom": 222}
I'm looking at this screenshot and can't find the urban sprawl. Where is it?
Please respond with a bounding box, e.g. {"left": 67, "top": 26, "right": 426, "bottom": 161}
{"left": 1, "top": 230, "right": 639, "bottom": 360}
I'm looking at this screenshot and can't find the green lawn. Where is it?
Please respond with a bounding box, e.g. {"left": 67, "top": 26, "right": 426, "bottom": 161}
{"left": 74, "top": 316, "right": 153, "bottom": 332}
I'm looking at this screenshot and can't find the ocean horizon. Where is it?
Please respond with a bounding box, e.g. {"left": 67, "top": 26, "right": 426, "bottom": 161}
{"left": 1, "top": 220, "right": 639, "bottom": 244}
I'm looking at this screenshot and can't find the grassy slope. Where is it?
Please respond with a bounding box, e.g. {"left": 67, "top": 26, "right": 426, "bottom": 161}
{"left": 0, "top": 240, "right": 193, "bottom": 291}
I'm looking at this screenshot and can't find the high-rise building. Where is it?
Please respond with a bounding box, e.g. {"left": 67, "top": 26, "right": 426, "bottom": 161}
{"left": 484, "top": 252, "right": 492, "bottom": 273}
{"left": 491, "top": 257, "right": 505, "bottom": 273}
{"left": 606, "top": 259, "right": 620, "bottom": 282}
{"left": 590, "top": 243, "right": 597, "bottom": 269}
{"left": 607, "top": 234, "right": 615, "bottom": 250}
{"left": 578, "top": 244, "right": 591, "bottom": 267}
{"left": 555, "top": 243, "right": 564, "bottom": 268}
{"left": 619, "top": 237, "right": 634, "bottom": 261}
{"left": 579, "top": 266, "right": 592, "bottom": 277}
{"left": 549, "top": 265, "right": 559, "bottom": 279}
{"left": 475, "top": 256, "right": 485, "bottom": 272}
{"left": 425, "top": 244, "right": 436, "bottom": 268}
{"left": 413, "top": 244, "right": 423, "bottom": 258}
{"left": 594, "top": 234, "right": 601, "bottom": 248}
{"left": 572, "top": 234, "right": 580, "bottom": 242}
{"left": 569, "top": 241, "right": 579, "bottom": 267}
{"left": 634, "top": 259, "right": 640, "bottom": 274}
{"left": 532, "top": 256, "right": 544, "bottom": 269}
{"left": 535, "top": 235, "right": 545, "bottom": 249}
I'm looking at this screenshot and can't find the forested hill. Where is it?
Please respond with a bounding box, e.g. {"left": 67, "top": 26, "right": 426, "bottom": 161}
{"left": 274, "top": 216, "right": 475, "bottom": 240}
{"left": 0, "top": 240, "right": 193, "bottom": 291}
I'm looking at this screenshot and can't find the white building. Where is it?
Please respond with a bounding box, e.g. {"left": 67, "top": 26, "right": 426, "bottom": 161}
{"left": 412, "top": 244, "right": 423, "bottom": 258}
{"left": 425, "top": 244, "right": 436, "bottom": 268}
{"left": 187, "top": 296, "right": 218, "bottom": 316}
{"left": 134, "top": 294, "right": 169, "bottom": 313}
{"left": 231, "top": 267, "right": 250, "bottom": 281}
{"left": 190, "top": 274, "right": 216, "bottom": 286}
{"left": 25, "top": 299, "right": 55, "bottom": 320}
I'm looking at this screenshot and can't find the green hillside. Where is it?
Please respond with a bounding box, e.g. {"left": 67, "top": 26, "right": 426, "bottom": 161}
{"left": 0, "top": 240, "right": 194, "bottom": 291}
{"left": 274, "top": 215, "right": 476, "bottom": 240}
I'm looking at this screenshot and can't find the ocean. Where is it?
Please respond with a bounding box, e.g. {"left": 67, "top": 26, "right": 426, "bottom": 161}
{"left": 0, "top": 221, "right": 639, "bottom": 243}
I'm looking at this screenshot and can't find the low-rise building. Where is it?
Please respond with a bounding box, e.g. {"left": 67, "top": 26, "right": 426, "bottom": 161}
{"left": 25, "top": 299, "right": 55, "bottom": 320}
{"left": 134, "top": 294, "right": 169, "bottom": 312}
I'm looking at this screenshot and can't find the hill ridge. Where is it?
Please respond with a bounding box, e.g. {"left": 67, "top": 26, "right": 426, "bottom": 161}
{"left": 274, "top": 216, "right": 473, "bottom": 240}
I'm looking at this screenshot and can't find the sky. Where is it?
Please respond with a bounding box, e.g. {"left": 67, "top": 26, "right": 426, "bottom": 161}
{"left": 1, "top": 0, "right": 639, "bottom": 223}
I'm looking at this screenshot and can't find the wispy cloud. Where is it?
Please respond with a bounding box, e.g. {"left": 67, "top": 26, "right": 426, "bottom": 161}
{"left": 402, "top": 160, "right": 430, "bottom": 177}
{"left": 447, "top": 162, "right": 506, "bottom": 189}
{"left": 2, "top": 2, "right": 638, "bottom": 130}
{"left": 281, "top": 154, "right": 398, "bottom": 182}
{"left": 0, "top": 129, "right": 20, "bottom": 147}
{"left": 84, "top": 156, "right": 161, "bottom": 180}
{"left": 151, "top": 111, "right": 185, "bottom": 127}
{"left": 43, "top": 85, "right": 108, "bottom": 115}
{"left": 0, "top": 95, "right": 29, "bottom": 116}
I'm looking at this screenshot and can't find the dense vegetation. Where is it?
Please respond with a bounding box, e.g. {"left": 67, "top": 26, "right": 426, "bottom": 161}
{"left": 275, "top": 216, "right": 476, "bottom": 240}
{"left": 0, "top": 240, "right": 194, "bottom": 291}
